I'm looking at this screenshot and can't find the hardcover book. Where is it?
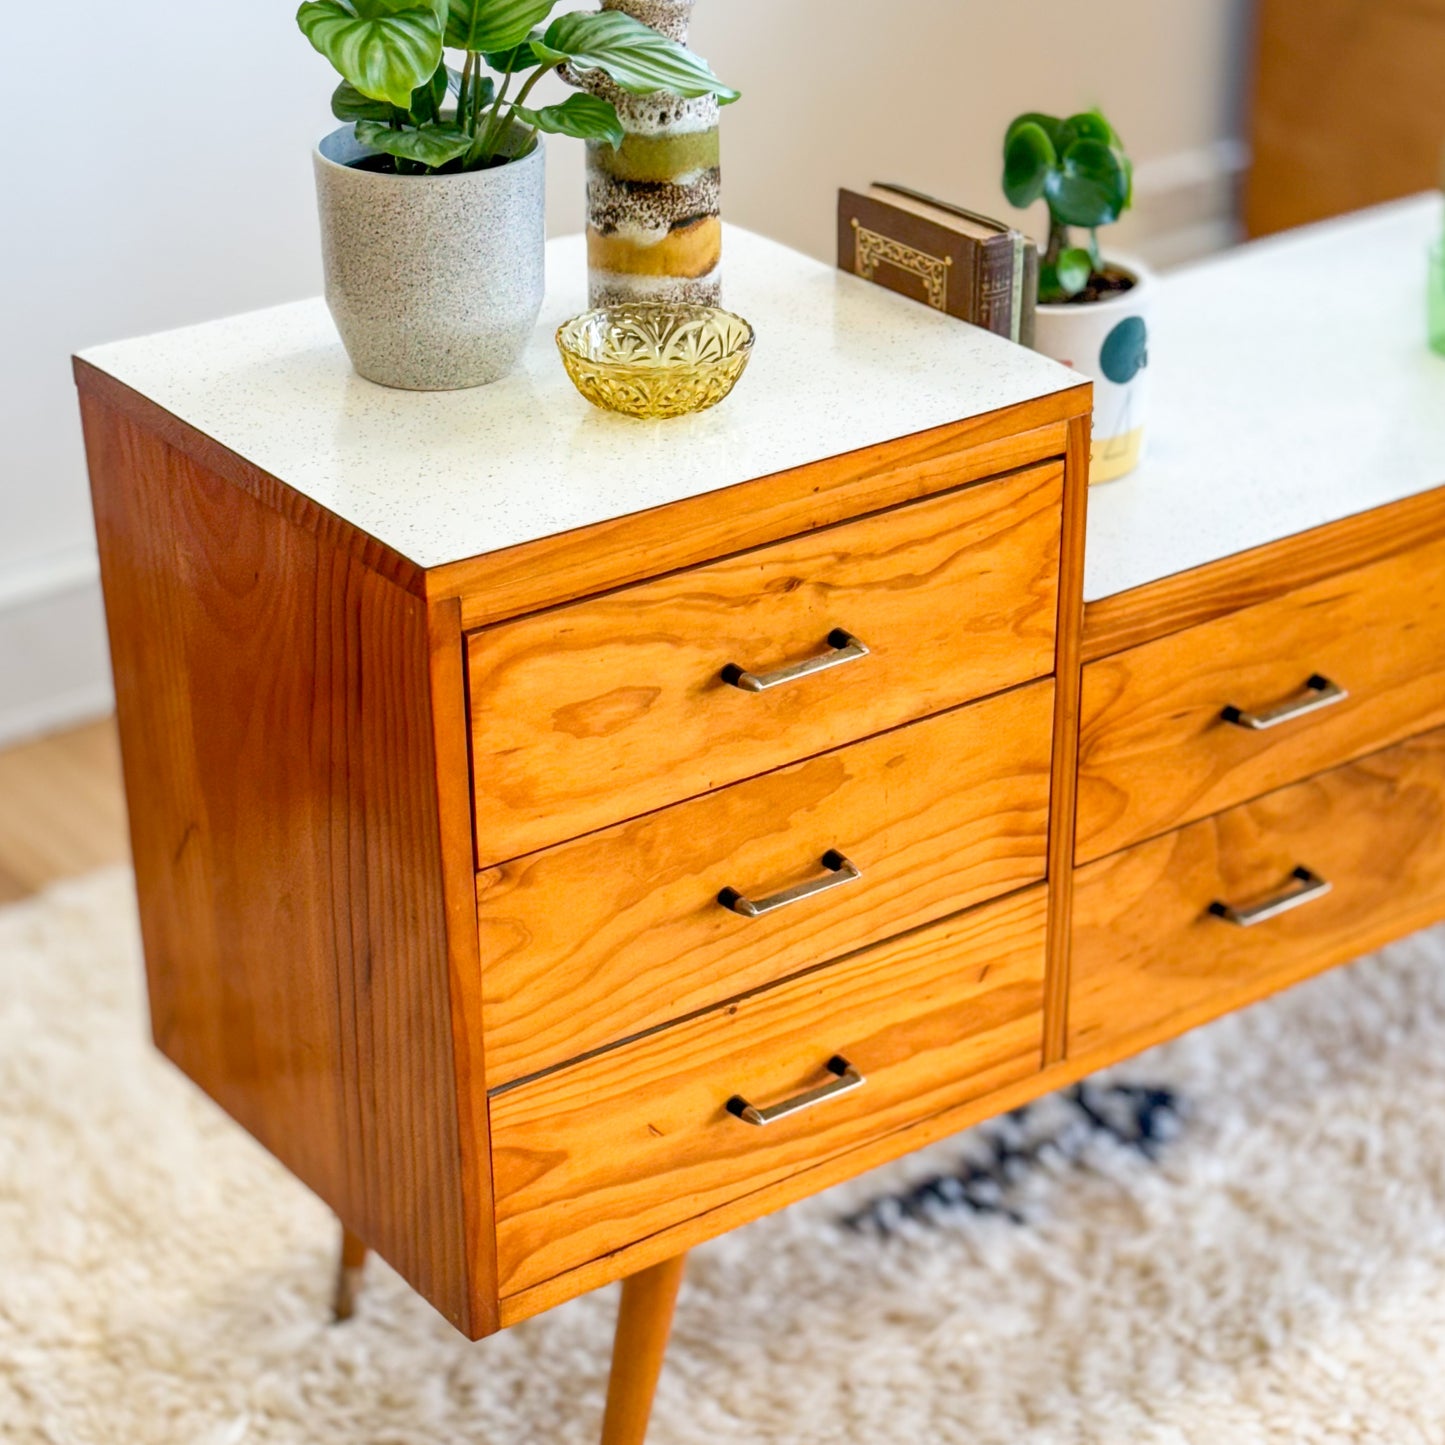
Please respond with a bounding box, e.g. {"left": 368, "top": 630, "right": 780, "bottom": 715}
{"left": 837, "top": 183, "right": 1038, "bottom": 347}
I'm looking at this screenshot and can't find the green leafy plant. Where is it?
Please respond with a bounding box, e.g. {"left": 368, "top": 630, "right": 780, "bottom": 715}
{"left": 298, "top": 0, "right": 739, "bottom": 174}
{"left": 1002, "top": 109, "right": 1133, "bottom": 303}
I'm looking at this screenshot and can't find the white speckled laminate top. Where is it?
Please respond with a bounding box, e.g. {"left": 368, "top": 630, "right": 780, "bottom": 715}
{"left": 79, "top": 227, "right": 1082, "bottom": 571}
{"left": 1085, "top": 194, "right": 1445, "bottom": 602}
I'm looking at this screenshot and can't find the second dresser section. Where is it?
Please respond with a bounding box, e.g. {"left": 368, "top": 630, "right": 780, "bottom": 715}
{"left": 1070, "top": 725, "right": 1445, "bottom": 1062}
{"left": 1075, "top": 531, "right": 1445, "bottom": 864}
{"left": 479, "top": 679, "right": 1055, "bottom": 1089}
{"left": 490, "top": 883, "right": 1049, "bottom": 1297}
{"left": 467, "top": 461, "right": 1064, "bottom": 866}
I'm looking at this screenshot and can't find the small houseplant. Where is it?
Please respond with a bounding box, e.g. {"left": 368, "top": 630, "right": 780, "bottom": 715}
{"left": 300, "top": 1, "right": 738, "bottom": 390}
{"left": 1002, "top": 109, "right": 1152, "bottom": 483}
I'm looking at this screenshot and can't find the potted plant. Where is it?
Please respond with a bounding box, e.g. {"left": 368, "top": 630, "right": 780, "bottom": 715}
{"left": 1002, "top": 109, "right": 1151, "bottom": 483}
{"left": 299, "top": 0, "right": 738, "bottom": 391}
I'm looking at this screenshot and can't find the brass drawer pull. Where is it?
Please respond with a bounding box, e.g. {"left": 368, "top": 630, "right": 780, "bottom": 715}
{"left": 718, "top": 850, "right": 861, "bottom": 918}
{"left": 727, "top": 1055, "right": 865, "bottom": 1127}
{"left": 1222, "top": 674, "right": 1348, "bottom": 731}
{"left": 721, "top": 629, "right": 869, "bottom": 693}
{"left": 1208, "top": 865, "right": 1332, "bottom": 928}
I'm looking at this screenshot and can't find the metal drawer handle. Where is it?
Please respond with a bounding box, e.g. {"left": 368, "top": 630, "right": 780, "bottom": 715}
{"left": 1222, "top": 674, "right": 1348, "bottom": 731}
{"left": 721, "top": 629, "right": 869, "bottom": 693}
{"left": 1208, "top": 865, "right": 1332, "bottom": 928}
{"left": 718, "top": 850, "right": 860, "bottom": 918}
{"left": 727, "top": 1055, "right": 865, "bottom": 1127}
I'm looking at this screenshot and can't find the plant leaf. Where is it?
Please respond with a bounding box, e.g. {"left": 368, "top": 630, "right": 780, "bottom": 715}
{"left": 355, "top": 119, "right": 473, "bottom": 167}
{"left": 536, "top": 10, "right": 739, "bottom": 101}
{"left": 514, "top": 93, "right": 624, "bottom": 146}
{"left": 1066, "top": 108, "right": 1119, "bottom": 147}
{"left": 331, "top": 79, "right": 395, "bottom": 121}
{"left": 445, "top": 0, "right": 556, "bottom": 51}
{"left": 298, "top": 0, "right": 445, "bottom": 109}
{"left": 1005, "top": 111, "right": 1055, "bottom": 148}
{"left": 463, "top": 74, "right": 497, "bottom": 109}
{"left": 1044, "top": 137, "right": 1131, "bottom": 228}
{"left": 1057, "top": 247, "right": 1093, "bottom": 295}
{"left": 483, "top": 34, "right": 546, "bottom": 72}
{"left": 1038, "top": 258, "right": 1086, "bottom": 305}
{"left": 410, "top": 61, "right": 450, "bottom": 121}
{"left": 1005, "top": 111, "right": 1076, "bottom": 156}
{"left": 1002, "top": 120, "right": 1055, "bottom": 208}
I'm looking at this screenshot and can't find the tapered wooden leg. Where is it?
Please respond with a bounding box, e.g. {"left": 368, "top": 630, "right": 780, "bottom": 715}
{"left": 331, "top": 1226, "right": 369, "bottom": 1323}
{"left": 599, "top": 1252, "right": 688, "bottom": 1445}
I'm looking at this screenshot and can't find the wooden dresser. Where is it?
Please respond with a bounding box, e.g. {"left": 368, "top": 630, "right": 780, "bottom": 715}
{"left": 76, "top": 200, "right": 1445, "bottom": 1443}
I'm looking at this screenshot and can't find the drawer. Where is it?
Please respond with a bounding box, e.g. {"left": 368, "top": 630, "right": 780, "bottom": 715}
{"left": 467, "top": 462, "right": 1062, "bottom": 866}
{"left": 478, "top": 678, "right": 1054, "bottom": 1088}
{"left": 490, "top": 884, "right": 1048, "bottom": 1296}
{"left": 1076, "top": 532, "right": 1445, "bottom": 864}
{"left": 1070, "top": 726, "right": 1445, "bottom": 1060}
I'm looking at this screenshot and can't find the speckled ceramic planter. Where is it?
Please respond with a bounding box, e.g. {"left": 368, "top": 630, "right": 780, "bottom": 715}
{"left": 577, "top": 0, "right": 723, "bottom": 307}
{"left": 1033, "top": 257, "right": 1153, "bottom": 484}
{"left": 313, "top": 127, "right": 545, "bottom": 391}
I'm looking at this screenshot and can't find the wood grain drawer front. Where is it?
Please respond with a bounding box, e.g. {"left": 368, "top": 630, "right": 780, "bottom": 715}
{"left": 478, "top": 679, "right": 1054, "bottom": 1089}
{"left": 1070, "top": 727, "right": 1445, "bottom": 1061}
{"left": 466, "top": 462, "right": 1062, "bottom": 866}
{"left": 491, "top": 885, "right": 1048, "bottom": 1296}
{"left": 1076, "top": 533, "right": 1445, "bottom": 864}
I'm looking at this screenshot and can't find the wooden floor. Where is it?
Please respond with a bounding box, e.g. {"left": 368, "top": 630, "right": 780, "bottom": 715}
{"left": 0, "top": 718, "right": 130, "bottom": 903}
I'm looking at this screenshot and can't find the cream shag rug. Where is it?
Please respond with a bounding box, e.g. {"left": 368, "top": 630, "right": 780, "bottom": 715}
{"left": 6, "top": 869, "right": 1445, "bottom": 1445}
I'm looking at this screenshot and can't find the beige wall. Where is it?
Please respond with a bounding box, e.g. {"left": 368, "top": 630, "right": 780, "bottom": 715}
{"left": 546, "top": 0, "right": 1254, "bottom": 264}
{"left": 4, "top": 0, "right": 1251, "bottom": 740}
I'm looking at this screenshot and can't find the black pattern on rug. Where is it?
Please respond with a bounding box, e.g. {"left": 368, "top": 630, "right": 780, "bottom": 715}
{"left": 841, "top": 1082, "right": 1185, "bottom": 1235}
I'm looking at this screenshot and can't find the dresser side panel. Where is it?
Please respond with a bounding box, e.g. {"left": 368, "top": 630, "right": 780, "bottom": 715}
{"left": 1042, "top": 412, "right": 1092, "bottom": 1063}
{"left": 80, "top": 393, "right": 483, "bottom": 1336}
{"left": 74, "top": 359, "right": 425, "bottom": 598}
{"left": 425, "top": 595, "right": 500, "bottom": 1335}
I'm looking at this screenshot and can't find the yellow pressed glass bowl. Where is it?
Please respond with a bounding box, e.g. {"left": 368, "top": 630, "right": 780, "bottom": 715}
{"left": 556, "top": 303, "right": 755, "bottom": 419}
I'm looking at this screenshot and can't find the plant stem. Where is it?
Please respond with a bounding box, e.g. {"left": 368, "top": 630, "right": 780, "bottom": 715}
{"left": 458, "top": 52, "right": 475, "bottom": 133}
{"left": 1045, "top": 216, "right": 1069, "bottom": 268}
{"left": 508, "top": 62, "right": 554, "bottom": 116}
{"left": 485, "top": 62, "right": 555, "bottom": 159}
{"left": 470, "top": 55, "right": 518, "bottom": 167}
{"left": 474, "top": 53, "right": 489, "bottom": 135}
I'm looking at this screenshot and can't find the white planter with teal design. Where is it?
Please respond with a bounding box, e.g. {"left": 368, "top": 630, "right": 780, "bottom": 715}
{"left": 1033, "top": 258, "right": 1153, "bottom": 483}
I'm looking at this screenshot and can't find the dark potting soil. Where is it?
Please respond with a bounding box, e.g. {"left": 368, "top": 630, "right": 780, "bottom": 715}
{"left": 347, "top": 153, "right": 511, "bottom": 176}
{"left": 1059, "top": 266, "right": 1137, "bottom": 306}
{"left": 350, "top": 154, "right": 412, "bottom": 174}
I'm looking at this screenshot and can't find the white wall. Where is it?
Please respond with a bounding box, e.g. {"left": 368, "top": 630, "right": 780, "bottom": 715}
{"left": 1, "top": 0, "right": 1251, "bottom": 743}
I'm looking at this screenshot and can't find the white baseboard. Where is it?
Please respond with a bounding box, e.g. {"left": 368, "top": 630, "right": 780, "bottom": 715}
{"left": 1115, "top": 139, "right": 1250, "bottom": 269}
{"left": 0, "top": 548, "right": 113, "bottom": 747}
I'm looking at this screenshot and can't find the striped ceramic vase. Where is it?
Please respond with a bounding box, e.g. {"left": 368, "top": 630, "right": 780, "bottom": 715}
{"left": 581, "top": 0, "right": 723, "bottom": 307}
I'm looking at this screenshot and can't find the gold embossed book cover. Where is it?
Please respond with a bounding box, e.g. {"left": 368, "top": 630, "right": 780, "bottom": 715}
{"left": 838, "top": 184, "right": 1038, "bottom": 347}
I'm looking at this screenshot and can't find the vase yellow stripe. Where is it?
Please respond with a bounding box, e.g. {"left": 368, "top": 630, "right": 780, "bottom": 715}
{"left": 587, "top": 217, "right": 723, "bottom": 280}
